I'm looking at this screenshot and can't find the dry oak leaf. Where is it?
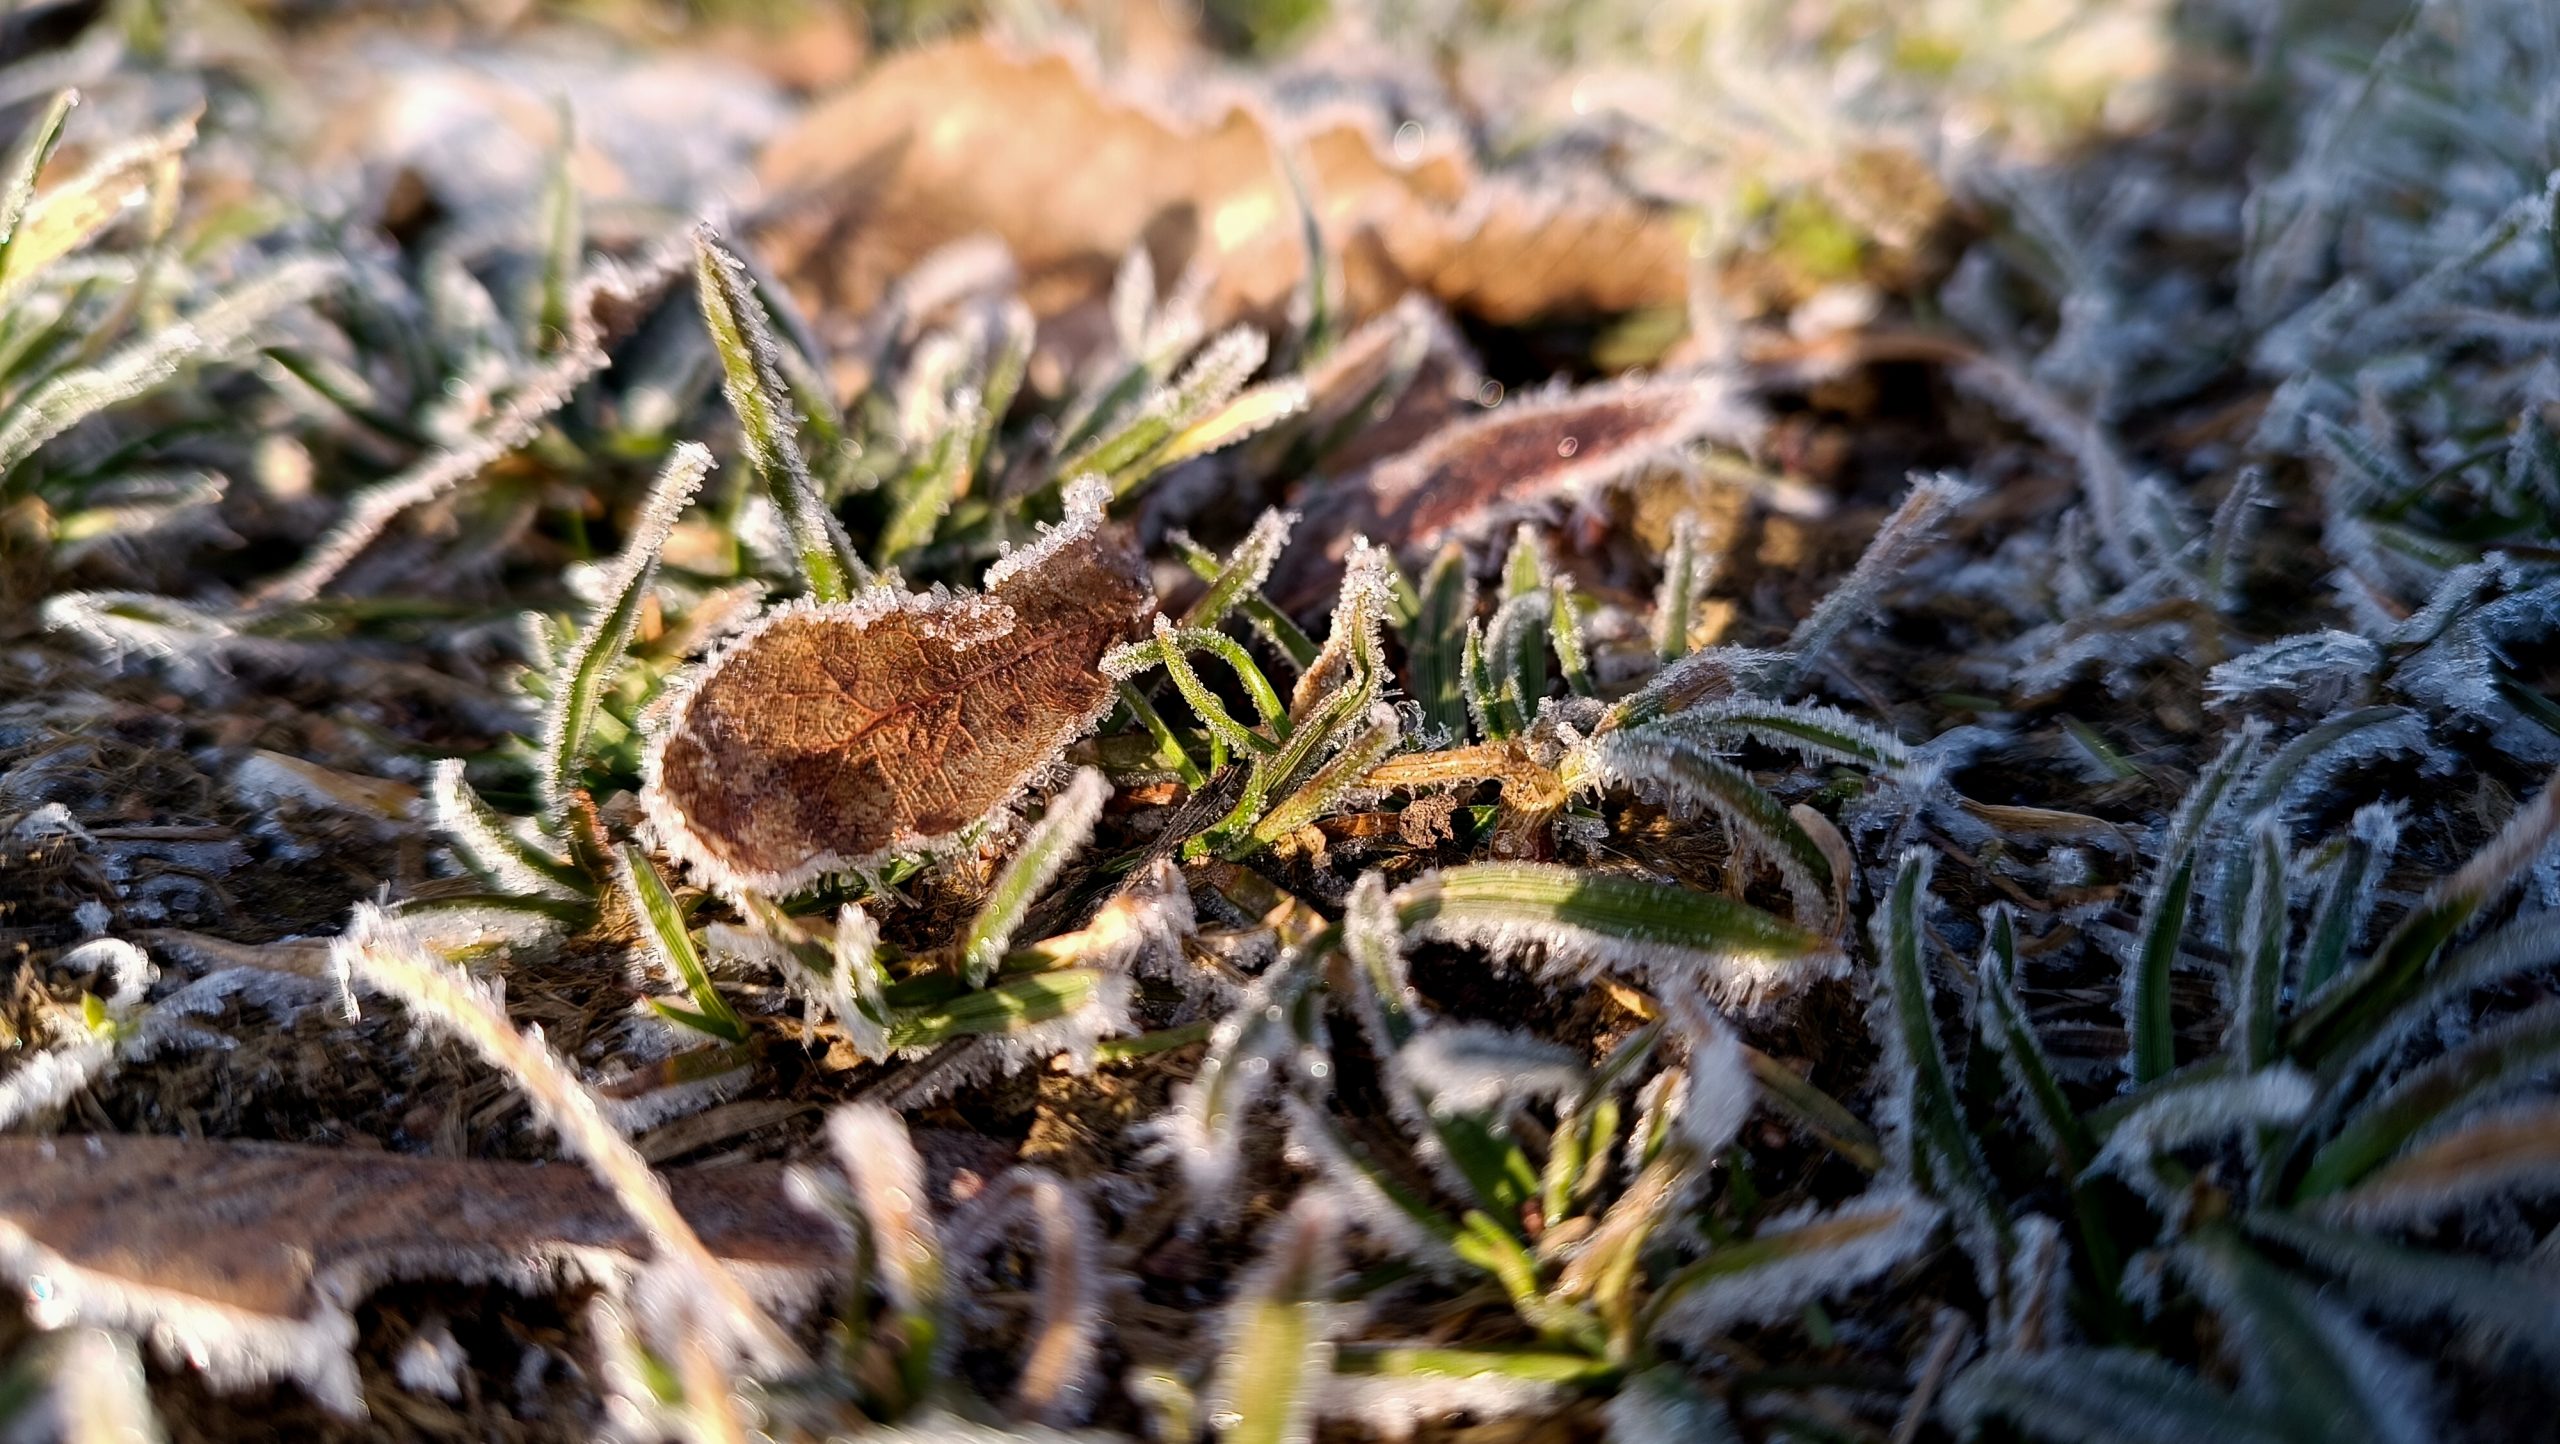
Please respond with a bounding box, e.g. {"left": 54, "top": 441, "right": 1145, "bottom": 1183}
{"left": 0, "top": 1134, "right": 823, "bottom": 1415}
{"left": 752, "top": 35, "right": 1691, "bottom": 342}
{"left": 1276, "top": 372, "right": 1761, "bottom": 608}
{"left": 642, "top": 484, "right": 1153, "bottom": 895}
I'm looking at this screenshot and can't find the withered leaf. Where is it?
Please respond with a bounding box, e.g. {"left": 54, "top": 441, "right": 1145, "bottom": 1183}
{"left": 753, "top": 37, "right": 1689, "bottom": 343}
{"left": 1278, "top": 374, "right": 1758, "bottom": 607}
{"left": 642, "top": 496, "right": 1154, "bottom": 894}
{"left": 0, "top": 1134, "right": 821, "bottom": 1414}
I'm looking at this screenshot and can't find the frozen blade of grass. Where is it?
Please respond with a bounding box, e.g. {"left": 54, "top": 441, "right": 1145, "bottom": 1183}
{"left": 2199, "top": 467, "right": 2266, "bottom": 613}
{"left": 885, "top": 969, "right": 1132, "bottom": 1073}
{"left": 2206, "top": 630, "right": 2385, "bottom": 707}
{"left": 0, "top": 89, "right": 75, "bottom": 280}
{"left": 1461, "top": 615, "right": 1501, "bottom": 740}
{"left": 2227, "top": 816, "right": 2288, "bottom": 1070}
{"left": 1115, "top": 680, "right": 1207, "bottom": 789}
{"left": 694, "top": 224, "right": 862, "bottom": 602}
{"left": 2286, "top": 767, "right": 2560, "bottom": 1069}
{"left": 1175, "top": 519, "right": 1318, "bottom": 669}
{"left": 1551, "top": 583, "right": 1594, "bottom": 698}
{"left": 1485, "top": 588, "right": 1549, "bottom": 733}
{"left": 2235, "top": 706, "right": 2428, "bottom": 822}
{"left": 1209, "top": 1195, "right": 1341, "bottom": 1444}
{"left": 1344, "top": 870, "right": 1419, "bottom": 1051}
{"left": 336, "top": 909, "right": 801, "bottom": 1369}
{"left": 1653, "top": 511, "right": 1710, "bottom": 663}
{"left": 1776, "top": 473, "right": 1980, "bottom": 693}
{"left": 1243, "top": 703, "right": 1400, "bottom": 856}
{"left": 2128, "top": 721, "right": 2267, "bottom": 1084}
{"left": 1599, "top": 647, "right": 1795, "bottom": 735}
{"left": 1404, "top": 542, "right": 1475, "bottom": 739}
{"left": 1067, "top": 327, "right": 1268, "bottom": 492}
{"left": 1500, "top": 526, "right": 1544, "bottom": 600}
{"left": 1179, "top": 510, "right": 1295, "bottom": 631}
{"left": 2242, "top": 1210, "right": 2560, "bottom": 1359}
{"left": 1395, "top": 862, "right": 1831, "bottom": 1009}
{"left": 1644, "top": 1187, "right": 1943, "bottom": 1345}
{"left": 0, "top": 108, "right": 191, "bottom": 309}
{"left": 618, "top": 844, "right": 748, "bottom": 1045}
{"left": 2296, "top": 1003, "right": 2560, "bottom": 1201}
{"left": 1975, "top": 906, "right": 2095, "bottom": 1173}
{"left": 875, "top": 413, "right": 971, "bottom": 568}
{"left": 1150, "top": 378, "right": 1309, "bottom": 475}
{"left": 539, "top": 443, "right": 711, "bottom": 816}
{"left": 0, "top": 256, "right": 337, "bottom": 477}
{"left": 2320, "top": 1101, "right": 2560, "bottom": 1226}
{"left": 1644, "top": 699, "right": 1914, "bottom": 771}
{"left": 1870, "top": 850, "right": 2002, "bottom": 1230}
{"left": 2177, "top": 1228, "right": 2433, "bottom": 1444}
{"left": 428, "top": 760, "right": 585, "bottom": 900}
{"left": 2086, "top": 1068, "right": 2312, "bottom": 1206}
{"left": 2300, "top": 804, "right": 2399, "bottom": 998}
{"left": 1941, "top": 1348, "right": 2292, "bottom": 1444}
{"left": 963, "top": 768, "right": 1110, "bottom": 987}
{"left": 1294, "top": 539, "right": 1395, "bottom": 723}
{"left": 1574, "top": 732, "right": 1832, "bottom": 909}
{"left": 532, "top": 101, "right": 580, "bottom": 353}
{"left": 1107, "top": 616, "right": 1281, "bottom": 757}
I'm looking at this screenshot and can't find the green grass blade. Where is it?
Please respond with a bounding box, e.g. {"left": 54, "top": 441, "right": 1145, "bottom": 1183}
{"left": 1872, "top": 850, "right": 2004, "bottom": 1230}
{"left": 1942, "top": 1348, "right": 2291, "bottom": 1444}
{"left": 1403, "top": 542, "right": 1475, "bottom": 739}
{"left": 885, "top": 967, "right": 1127, "bottom": 1052}
{"left": 1653, "top": 512, "right": 1708, "bottom": 663}
{"left": 961, "top": 769, "right": 1110, "bottom": 987}
{"left": 2228, "top": 815, "right": 2289, "bottom": 1070}
{"left": 693, "top": 225, "right": 862, "bottom": 601}
{"left": 1975, "top": 905, "right": 2095, "bottom": 1173}
{"left": 618, "top": 843, "right": 747, "bottom": 1044}
{"left": 1210, "top": 1197, "right": 1340, "bottom": 1444}
{"left": 2294, "top": 1002, "right": 2560, "bottom": 1202}
{"left": 2128, "top": 723, "right": 2265, "bottom": 1083}
{"left": 2285, "top": 768, "right": 2560, "bottom": 1069}
{"left": 538, "top": 443, "right": 709, "bottom": 815}
{"left": 0, "top": 90, "right": 77, "bottom": 285}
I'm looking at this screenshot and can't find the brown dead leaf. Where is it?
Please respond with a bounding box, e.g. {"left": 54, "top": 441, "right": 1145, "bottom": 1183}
{"left": 1277, "top": 373, "right": 1759, "bottom": 607}
{"left": 0, "top": 1134, "right": 822, "bottom": 1414}
{"left": 642, "top": 493, "right": 1154, "bottom": 894}
{"left": 753, "top": 36, "right": 1690, "bottom": 342}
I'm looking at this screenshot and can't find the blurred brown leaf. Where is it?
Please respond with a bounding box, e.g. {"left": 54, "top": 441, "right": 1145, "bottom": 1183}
{"left": 753, "top": 35, "right": 1692, "bottom": 344}
{"left": 0, "top": 1134, "right": 818, "bottom": 1412}
{"left": 1277, "top": 374, "right": 1758, "bottom": 607}
{"left": 642, "top": 504, "right": 1154, "bottom": 895}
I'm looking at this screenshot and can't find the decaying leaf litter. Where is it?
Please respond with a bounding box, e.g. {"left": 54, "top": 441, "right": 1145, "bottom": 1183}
{"left": 4, "top": 0, "right": 2560, "bottom": 1440}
